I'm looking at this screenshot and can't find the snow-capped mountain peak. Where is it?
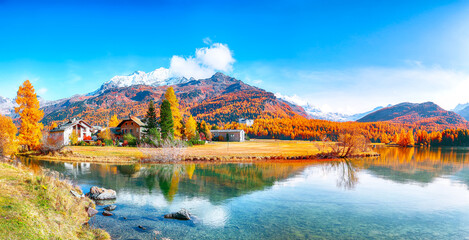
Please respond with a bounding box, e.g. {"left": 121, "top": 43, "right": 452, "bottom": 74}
{"left": 94, "top": 67, "right": 192, "bottom": 95}
{"left": 275, "top": 93, "right": 385, "bottom": 122}
{"left": 0, "top": 96, "right": 15, "bottom": 116}
{"left": 453, "top": 103, "right": 469, "bottom": 113}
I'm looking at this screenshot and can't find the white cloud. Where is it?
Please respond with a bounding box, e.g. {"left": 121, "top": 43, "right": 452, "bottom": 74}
{"left": 169, "top": 43, "right": 235, "bottom": 79}
{"left": 242, "top": 63, "right": 469, "bottom": 113}
{"left": 203, "top": 37, "right": 212, "bottom": 45}
{"left": 37, "top": 87, "right": 48, "bottom": 94}
{"left": 275, "top": 92, "right": 308, "bottom": 106}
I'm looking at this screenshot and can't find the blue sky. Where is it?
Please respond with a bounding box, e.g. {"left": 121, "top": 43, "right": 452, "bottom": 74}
{"left": 1, "top": 0, "right": 469, "bottom": 113}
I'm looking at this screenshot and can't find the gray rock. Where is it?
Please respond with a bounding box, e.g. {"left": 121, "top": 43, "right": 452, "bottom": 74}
{"left": 70, "top": 190, "right": 82, "bottom": 198}
{"left": 87, "top": 207, "right": 98, "bottom": 217}
{"left": 164, "top": 208, "right": 191, "bottom": 220}
{"left": 85, "top": 186, "right": 117, "bottom": 200}
{"left": 102, "top": 210, "right": 113, "bottom": 216}
{"left": 104, "top": 205, "right": 116, "bottom": 211}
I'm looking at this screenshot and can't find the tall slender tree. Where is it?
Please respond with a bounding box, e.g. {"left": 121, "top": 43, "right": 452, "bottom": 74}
{"left": 164, "top": 87, "right": 182, "bottom": 139}
{"left": 15, "top": 80, "right": 44, "bottom": 150}
{"left": 144, "top": 100, "right": 158, "bottom": 132}
{"left": 160, "top": 100, "right": 174, "bottom": 140}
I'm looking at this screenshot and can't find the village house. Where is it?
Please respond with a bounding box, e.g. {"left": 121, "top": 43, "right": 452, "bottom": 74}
{"left": 110, "top": 116, "right": 146, "bottom": 140}
{"left": 49, "top": 118, "right": 92, "bottom": 145}
{"left": 238, "top": 118, "right": 254, "bottom": 126}
{"left": 211, "top": 129, "right": 246, "bottom": 142}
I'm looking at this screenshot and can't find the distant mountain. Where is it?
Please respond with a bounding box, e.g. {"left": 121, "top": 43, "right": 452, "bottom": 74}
{"left": 453, "top": 103, "right": 469, "bottom": 121}
{"left": 0, "top": 96, "right": 14, "bottom": 116}
{"left": 90, "top": 68, "right": 192, "bottom": 95}
{"left": 453, "top": 103, "right": 469, "bottom": 113}
{"left": 277, "top": 99, "right": 386, "bottom": 122}
{"left": 41, "top": 72, "right": 307, "bottom": 126}
{"left": 357, "top": 102, "right": 468, "bottom": 128}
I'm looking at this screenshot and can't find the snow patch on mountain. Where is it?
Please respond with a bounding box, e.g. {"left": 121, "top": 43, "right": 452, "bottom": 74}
{"left": 94, "top": 68, "right": 193, "bottom": 94}
{"left": 0, "top": 96, "right": 15, "bottom": 116}
{"left": 453, "top": 103, "right": 469, "bottom": 113}
{"left": 275, "top": 93, "right": 385, "bottom": 122}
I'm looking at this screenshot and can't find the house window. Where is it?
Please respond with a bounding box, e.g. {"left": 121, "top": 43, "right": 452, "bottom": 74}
{"left": 130, "top": 129, "right": 133, "bottom": 134}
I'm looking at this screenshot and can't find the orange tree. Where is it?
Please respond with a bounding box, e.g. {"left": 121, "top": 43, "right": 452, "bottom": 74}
{"left": 0, "top": 114, "right": 18, "bottom": 156}
{"left": 15, "top": 80, "right": 44, "bottom": 151}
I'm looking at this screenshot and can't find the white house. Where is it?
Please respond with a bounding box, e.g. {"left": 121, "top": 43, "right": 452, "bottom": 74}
{"left": 49, "top": 118, "right": 92, "bottom": 145}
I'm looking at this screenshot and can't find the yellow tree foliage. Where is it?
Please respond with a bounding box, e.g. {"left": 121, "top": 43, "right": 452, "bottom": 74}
{"left": 203, "top": 121, "right": 212, "bottom": 140}
{"left": 50, "top": 122, "right": 58, "bottom": 130}
{"left": 15, "top": 80, "right": 44, "bottom": 150}
{"left": 69, "top": 131, "right": 78, "bottom": 145}
{"left": 164, "top": 87, "right": 182, "bottom": 139}
{"left": 98, "top": 128, "right": 112, "bottom": 140}
{"left": 185, "top": 115, "right": 197, "bottom": 140}
{"left": 109, "top": 114, "right": 120, "bottom": 127}
{"left": 0, "top": 114, "right": 18, "bottom": 156}
{"left": 397, "top": 129, "right": 415, "bottom": 147}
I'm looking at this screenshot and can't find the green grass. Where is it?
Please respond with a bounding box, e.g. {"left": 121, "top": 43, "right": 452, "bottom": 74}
{"left": 0, "top": 162, "right": 110, "bottom": 240}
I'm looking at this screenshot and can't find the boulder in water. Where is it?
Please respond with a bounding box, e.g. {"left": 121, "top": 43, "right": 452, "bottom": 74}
{"left": 85, "top": 186, "right": 116, "bottom": 200}
{"left": 164, "top": 208, "right": 191, "bottom": 220}
{"left": 104, "top": 205, "right": 116, "bottom": 211}
{"left": 102, "top": 210, "right": 113, "bottom": 216}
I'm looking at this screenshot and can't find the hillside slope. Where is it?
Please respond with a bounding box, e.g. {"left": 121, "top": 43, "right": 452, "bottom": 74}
{"left": 41, "top": 73, "right": 307, "bottom": 126}
{"left": 357, "top": 102, "right": 468, "bottom": 129}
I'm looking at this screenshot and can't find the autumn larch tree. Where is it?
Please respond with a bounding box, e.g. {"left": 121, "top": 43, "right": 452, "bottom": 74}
{"left": 185, "top": 115, "right": 197, "bottom": 140}
{"left": 109, "top": 114, "right": 120, "bottom": 128}
{"left": 15, "top": 80, "right": 44, "bottom": 151}
{"left": 164, "top": 87, "right": 182, "bottom": 139}
{"left": 160, "top": 100, "right": 174, "bottom": 140}
{"left": 0, "top": 114, "right": 18, "bottom": 156}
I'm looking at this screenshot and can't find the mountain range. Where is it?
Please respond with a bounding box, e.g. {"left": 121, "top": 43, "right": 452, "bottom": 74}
{"left": 38, "top": 72, "right": 306, "bottom": 126}
{"left": 357, "top": 102, "right": 468, "bottom": 129}
{"left": 1, "top": 69, "right": 469, "bottom": 129}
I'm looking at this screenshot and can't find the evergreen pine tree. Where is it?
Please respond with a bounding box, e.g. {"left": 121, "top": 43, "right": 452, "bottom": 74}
{"left": 144, "top": 100, "right": 158, "bottom": 133}
{"left": 160, "top": 100, "right": 174, "bottom": 140}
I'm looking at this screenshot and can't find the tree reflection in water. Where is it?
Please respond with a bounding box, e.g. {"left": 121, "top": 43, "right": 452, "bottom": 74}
{"left": 321, "top": 159, "right": 359, "bottom": 190}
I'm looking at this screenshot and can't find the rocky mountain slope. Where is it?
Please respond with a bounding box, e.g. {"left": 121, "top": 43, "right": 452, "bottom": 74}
{"left": 40, "top": 72, "right": 307, "bottom": 126}
{"left": 357, "top": 102, "right": 468, "bottom": 128}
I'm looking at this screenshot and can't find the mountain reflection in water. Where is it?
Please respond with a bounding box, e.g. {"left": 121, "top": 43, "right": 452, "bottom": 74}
{"left": 17, "top": 146, "right": 469, "bottom": 239}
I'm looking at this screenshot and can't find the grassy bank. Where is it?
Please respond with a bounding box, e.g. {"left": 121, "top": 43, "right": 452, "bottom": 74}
{"left": 0, "top": 161, "right": 110, "bottom": 240}
{"left": 24, "top": 139, "right": 378, "bottom": 163}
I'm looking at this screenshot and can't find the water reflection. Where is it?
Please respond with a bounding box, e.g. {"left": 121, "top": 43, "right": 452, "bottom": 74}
{"left": 363, "top": 146, "right": 469, "bottom": 186}
{"left": 17, "top": 146, "right": 469, "bottom": 239}
{"left": 18, "top": 146, "right": 469, "bottom": 199}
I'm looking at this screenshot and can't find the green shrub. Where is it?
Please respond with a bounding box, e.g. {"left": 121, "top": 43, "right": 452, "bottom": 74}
{"left": 123, "top": 133, "right": 137, "bottom": 146}
{"left": 104, "top": 139, "right": 113, "bottom": 146}
{"left": 188, "top": 138, "right": 205, "bottom": 146}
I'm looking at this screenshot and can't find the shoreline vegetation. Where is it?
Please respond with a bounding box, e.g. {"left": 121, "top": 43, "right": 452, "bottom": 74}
{"left": 0, "top": 158, "right": 110, "bottom": 240}
{"left": 20, "top": 139, "right": 380, "bottom": 164}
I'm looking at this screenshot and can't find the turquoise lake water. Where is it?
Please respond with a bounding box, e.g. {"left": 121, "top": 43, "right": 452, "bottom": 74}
{"left": 21, "top": 147, "right": 469, "bottom": 239}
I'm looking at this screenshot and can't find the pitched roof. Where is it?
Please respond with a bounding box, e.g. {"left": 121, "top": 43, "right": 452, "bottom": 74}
{"left": 50, "top": 118, "right": 92, "bottom": 132}
{"left": 210, "top": 129, "right": 245, "bottom": 133}
{"left": 117, "top": 116, "right": 145, "bottom": 127}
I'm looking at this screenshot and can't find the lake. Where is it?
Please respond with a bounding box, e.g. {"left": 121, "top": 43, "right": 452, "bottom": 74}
{"left": 20, "top": 146, "right": 469, "bottom": 239}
